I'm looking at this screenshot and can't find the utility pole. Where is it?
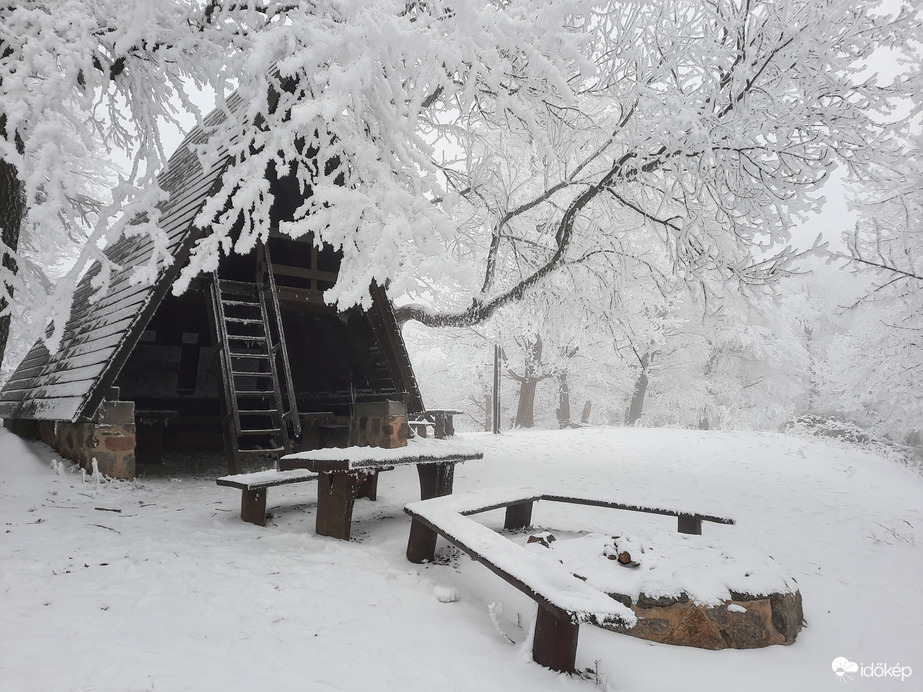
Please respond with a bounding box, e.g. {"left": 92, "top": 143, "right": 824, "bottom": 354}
{"left": 492, "top": 344, "right": 501, "bottom": 434}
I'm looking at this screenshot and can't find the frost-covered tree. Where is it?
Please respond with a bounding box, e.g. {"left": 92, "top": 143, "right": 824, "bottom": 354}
{"left": 1, "top": 0, "right": 918, "bottom": 373}
{"left": 393, "top": 0, "right": 918, "bottom": 327}
{"left": 823, "top": 124, "right": 923, "bottom": 444}
{"left": 0, "top": 0, "right": 257, "bottom": 367}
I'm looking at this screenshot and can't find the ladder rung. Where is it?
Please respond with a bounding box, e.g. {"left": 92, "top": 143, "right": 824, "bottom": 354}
{"left": 232, "top": 370, "right": 271, "bottom": 377}
{"left": 235, "top": 390, "right": 275, "bottom": 397}
{"left": 239, "top": 409, "right": 277, "bottom": 415}
{"left": 230, "top": 352, "right": 269, "bottom": 359}
{"left": 226, "top": 317, "right": 264, "bottom": 325}
{"left": 220, "top": 279, "right": 259, "bottom": 291}
{"left": 237, "top": 447, "right": 286, "bottom": 455}
{"left": 239, "top": 428, "right": 282, "bottom": 436}
{"left": 227, "top": 335, "right": 267, "bottom": 342}
{"left": 222, "top": 299, "right": 260, "bottom": 308}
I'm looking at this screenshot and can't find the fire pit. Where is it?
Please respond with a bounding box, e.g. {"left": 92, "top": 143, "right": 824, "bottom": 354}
{"left": 525, "top": 531, "right": 803, "bottom": 650}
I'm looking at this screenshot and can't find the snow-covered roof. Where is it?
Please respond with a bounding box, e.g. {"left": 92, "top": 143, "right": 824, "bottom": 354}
{"left": 0, "top": 102, "right": 238, "bottom": 422}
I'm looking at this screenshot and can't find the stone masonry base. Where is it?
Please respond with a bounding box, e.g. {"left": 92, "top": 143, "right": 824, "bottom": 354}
{"left": 4, "top": 399, "right": 136, "bottom": 480}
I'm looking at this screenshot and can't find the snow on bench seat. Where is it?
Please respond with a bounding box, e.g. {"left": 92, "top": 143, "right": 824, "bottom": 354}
{"left": 410, "top": 486, "right": 544, "bottom": 517}
{"left": 404, "top": 486, "right": 736, "bottom": 672}
{"left": 216, "top": 468, "right": 318, "bottom": 490}
{"left": 405, "top": 489, "right": 635, "bottom": 673}
{"left": 407, "top": 494, "right": 633, "bottom": 627}
{"left": 216, "top": 469, "right": 319, "bottom": 527}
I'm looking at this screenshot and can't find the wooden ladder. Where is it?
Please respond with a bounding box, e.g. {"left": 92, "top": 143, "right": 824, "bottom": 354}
{"left": 209, "top": 260, "right": 300, "bottom": 473}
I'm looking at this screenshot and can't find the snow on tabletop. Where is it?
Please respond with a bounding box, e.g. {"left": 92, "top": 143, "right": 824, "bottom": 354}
{"left": 525, "top": 531, "right": 797, "bottom": 606}
{"left": 216, "top": 468, "right": 317, "bottom": 485}
{"left": 282, "top": 437, "right": 483, "bottom": 465}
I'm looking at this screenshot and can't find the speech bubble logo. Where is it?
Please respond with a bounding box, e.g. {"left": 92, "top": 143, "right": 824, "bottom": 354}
{"left": 832, "top": 657, "right": 859, "bottom": 677}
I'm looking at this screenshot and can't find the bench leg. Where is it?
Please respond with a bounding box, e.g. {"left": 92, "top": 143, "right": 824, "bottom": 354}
{"left": 406, "top": 517, "right": 439, "bottom": 563}
{"left": 677, "top": 514, "right": 702, "bottom": 535}
{"left": 504, "top": 501, "right": 534, "bottom": 531}
{"left": 356, "top": 471, "right": 380, "bottom": 501}
{"left": 240, "top": 488, "right": 268, "bottom": 526}
{"left": 417, "top": 462, "right": 455, "bottom": 500}
{"left": 316, "top": 471, "right": 367, "bottom": 540}
{"left": 532, "top": 604, "right": 579, "bottom": 674}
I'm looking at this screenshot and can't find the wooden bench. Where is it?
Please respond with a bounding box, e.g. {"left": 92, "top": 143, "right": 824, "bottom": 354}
{"left": 404, "top": 488, "right": 634, "bottom": 673}
{"left": 280, "top": 438, "right": 483, "bottom": 540}
{"left": 416, "top": 408, "right": 464, "bottom": 438}
{"left": 404, "top": 486, "right": 734, "bottom": 673}
{"left": 409, "top": 420, "right": 435, "bottom": 438}
{"left": 216, "top": 469, "right": 319, "bottom": 526}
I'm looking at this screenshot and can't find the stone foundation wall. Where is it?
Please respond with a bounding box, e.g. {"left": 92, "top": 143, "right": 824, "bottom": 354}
{"left": 5, "top": 399, "right": 136, "bottom": 480}
{"left": 605, "top": 590, "right": 803, "bottom": 650}
{"left": 349, "top": 400, "right": 409, "bottom": 449}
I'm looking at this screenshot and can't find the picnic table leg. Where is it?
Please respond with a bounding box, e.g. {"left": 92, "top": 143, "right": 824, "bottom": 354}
{"left": 408, "top": 462, "right": 456, "bottom": 562}
{"left": 532, "top": 604, "right": 579, "bottom": 674}
{"left": 240, "top": 488, "right": 268, "bottom": 527}
{"left": 504, "top": 501, "right": 534, "bottom": 530}
{"left": 316, "top": 471, "right": 368, "bottom": 540}
{"left": 677, "top": 514, "right": 702, "bottom": 535}
{"left": 356, "top": 471, "right": 379, "bottom": 501}
{"left": 417, "top": 462, "right": 455, "bottom": 500}
{"left": 433, "top": 414, "right": 447, "bottom": 439}
{"left": 406, "top": 517, "right": 439, "bottom": 563}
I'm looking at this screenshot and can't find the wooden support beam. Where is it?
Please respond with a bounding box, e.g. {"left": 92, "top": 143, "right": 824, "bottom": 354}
{"left": 240, "top": 488, "right": 268, "bottom": 526}
{"left": 315, "top": 471, "right": 368, "bottom": 540}
{"left": 406, "top": 517, "right": 439, "bottom": 564}
{"left": 356, "top": 471, "right": 380, "bottom": 501}
{"left": 503, "top": 501, "right": 534, "bottom": 531}
{"left": 677, "top": 514, "right": 703, "bottom": 535}
{"left": 532, "top": 603, "right": 579, "bottom": 674}
{"left": 417, "top": 462, "right": 455, "bottom": 500}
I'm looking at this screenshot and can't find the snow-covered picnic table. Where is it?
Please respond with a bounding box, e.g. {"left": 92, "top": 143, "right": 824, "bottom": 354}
{"left": 279, "top": 438, "right": 483, "bottom": 540}
{"left": 410, "top": 408, "right": 465, "bottom": 438}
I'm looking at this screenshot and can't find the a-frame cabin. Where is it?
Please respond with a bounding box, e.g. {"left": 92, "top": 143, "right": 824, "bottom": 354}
{"left": 0, "top": 96, "right": 423, "bottom": 479}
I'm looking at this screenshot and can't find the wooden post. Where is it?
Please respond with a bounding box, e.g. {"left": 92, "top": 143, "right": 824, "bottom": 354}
{"left": 240, "top": 488, "right": 268, "bottom": 526}
{"left": 406, "top": 517, "right": 439, "bottom": 563}
{"left": 315, "top": 471, "right": 367, "bottom": 540}
{"left": 677, "top": 514, "right": 702, "bottom": 535}
{"left": 433, "top": 413, "right": 447, "bottom": 439}
{"left": 532, "top": 604, "right": 579, "bottom": 674}
{"left": 504, "top": 501, "right": 534, "bottom": 530}
{"left": 417, "top": 462, "right": 455, "bottom": 500}
{"left": 492, "top": 344, "right": 501, "bottom": 434}
{"left": 356, "top": 471, "right": 379, "bottom": 501}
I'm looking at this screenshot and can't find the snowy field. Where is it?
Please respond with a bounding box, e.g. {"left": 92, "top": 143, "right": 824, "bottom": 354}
{"left": 1, "top": 426, "right": 920, "bottom": 692}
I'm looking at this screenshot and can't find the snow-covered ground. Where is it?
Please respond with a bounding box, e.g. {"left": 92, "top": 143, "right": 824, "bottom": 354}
{"left": 1, "top": 426, "right": 920, "bottom": 691}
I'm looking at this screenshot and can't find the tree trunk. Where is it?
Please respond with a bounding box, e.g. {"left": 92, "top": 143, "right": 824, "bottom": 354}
{"left": 580, "top": 400, "right": 592, "bottom": 424}
{"left": 625, "top": 353, "right": 651, "bottom": 426}
{"left": 556, "top": 371, "right": 570, "bottom": 428}
{"left": 513, "top": 336, "right": 543, "bottom": 429}
{"left": 0, "top": 156, "right": 24, "bottom": 373}
{"left": 484, "top": 392, "right": 492, "bottom": 432}
{"left": 515, "top": 378, "right": 538, "bottom": 428}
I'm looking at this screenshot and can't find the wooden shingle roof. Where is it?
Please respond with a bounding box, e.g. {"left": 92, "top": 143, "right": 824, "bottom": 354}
{"left": 0, "top": 104, "right": 238, "bottom": 422}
